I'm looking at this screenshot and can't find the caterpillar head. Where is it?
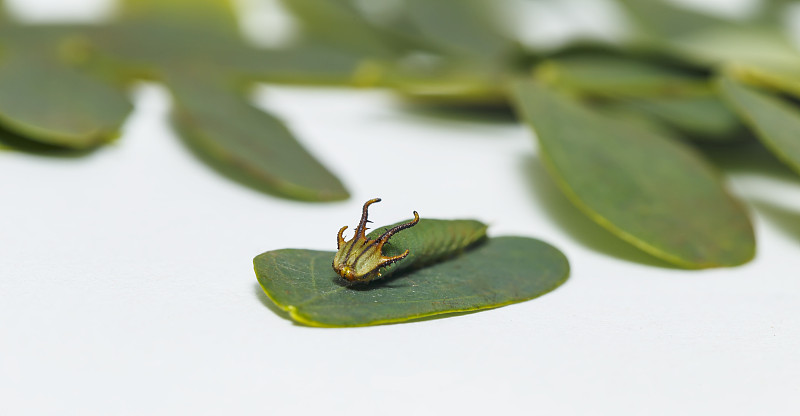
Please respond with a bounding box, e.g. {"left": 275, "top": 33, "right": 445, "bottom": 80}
{"left": 332, "top": 198, "right": 419, "bottom": 283}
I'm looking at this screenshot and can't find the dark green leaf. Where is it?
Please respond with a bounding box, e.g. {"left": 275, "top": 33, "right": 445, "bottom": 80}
{"left": 0, "top": 26, "right": 132, "bottom": 148}
{"left": 511, "top": 80, "right": 755, "bottom": 268}
{"left": 95, "top": 0, "right": 361, "bottom": 85}
{"left": 403, "top": 0, "right": 513, "bottom": 62}
{"left": 239, "top": 45, "right": 365, "bottom": 86}
{"left": 121, "top": 0, "right": 239, "bottom": 33}
{"left": 168, "top": 71, "right": 349, "bottom": 202}
{"left": 93, "top": 0, "right": 246, "bottom": 77}
{"left": 86, "top": 0, "right": 352, "bottom": 201}
{"left": 718, "top": 76, "right": 800, "bottom": 176}
{"left": 255, "top": 236, "right": 569, "bottom": 327}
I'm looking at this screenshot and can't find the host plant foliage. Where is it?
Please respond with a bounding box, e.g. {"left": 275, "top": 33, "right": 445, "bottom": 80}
{"left": 255, "top": 204, "right": 570, "bottom": 327}
{"left": 2, "top": 0, "right": 800, "bottom": 268}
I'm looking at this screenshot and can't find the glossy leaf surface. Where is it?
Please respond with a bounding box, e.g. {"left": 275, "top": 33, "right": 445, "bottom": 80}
{"left": 718, "top": 77, "right": 800, "bottom": 176}
{"left": 512, "top": 81, "right": 755, "bottom": 268}
{"left": 255, "top": 236, "right": 569, "bottom": 327}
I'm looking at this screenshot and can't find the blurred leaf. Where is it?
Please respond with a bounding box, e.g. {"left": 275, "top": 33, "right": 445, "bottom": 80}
{"left": 390, "top": 0, "right": 521, "bottom": 105}
{"left": 240, "top": 44, "right": 364, "bottom": 85}
{"left": 388, "top": 69, "right": 512, "bottom": 108}
{"left": 533, "top": 53, "right": 741, "bottom": 140}
{"left": 621, "top": 94, "right": 743, "bottom": 140}
{"left": 726, "top": 64, "right": 800, "bottom": 100}
{"left": 668, "top": 27, "right": 800, "bottom": 70}
{"left": 121, "top": 0, "right": 239, "bottom": 33}
{"left": 95, "top": 0, "right": 257, "bottom": 77}
{"left": 255, "top": 236, "right": 569, "bottom": 327}
{"left": 536, "top": 55, "right": 708, "bottom": 97}
{"left": 0, "top": 25, "right": 133, "bottom": 148}
{"left": 168, "top": 70, "right": 349, "bottom": 202}
{"left": 279, "top": 0, "right": 400, "bottom": 60}
{"left": 718, "top": 76, "right": 800, "bottom": 176}
{"left": 404, "top": 0, "right": 514, "bottom": 62}
{"left": 95, "top": 0, "right": 362, "bottom": 84}
{"left": 618, "top": 0, "right": 729, "bottom": 40}
{"left": 277, "top": 0, "right": 520, "bottom": 104}
{"left": 620, "top": 0, "right": 800, "bottom": 70}
{"left": 511, "top": 80, "right": 755, "bottom": 268}
{"left": 85, "top": 0, "right": 352, "bottom": 201}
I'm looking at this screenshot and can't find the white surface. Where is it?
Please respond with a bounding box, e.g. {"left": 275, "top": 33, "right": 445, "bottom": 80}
{"left": 3, "top": 1, "right": 800, "bottom": 415}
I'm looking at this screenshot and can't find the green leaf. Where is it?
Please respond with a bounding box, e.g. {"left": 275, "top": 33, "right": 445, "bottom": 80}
{"left": 120, "top": 0, "right": 239, "bottom": 33}
{"left": 534, "top": 54, "right": 742, "bottom": 140}
{"left": 99, "top": 0, "right": 362, "bottom": 85}
{"left": 168, "top": 71, "right": 349, "bottom": 202}
{"left": 0, "top": 26, "right": 133, "bottom": 148}
{"left": 535, "top": 55, "right": 709, "bottom": 98}
{"left": 718, "top": 76, "right": 800, "bottom": 176}
{"left": 239, "top": 45, "right": 365, "bottom": 86}
{"left": 620, "top": 94, "right": 743, "bottom": 140}
{"left": 86, "top": 0, "right": 352, "bottom": 201}
{"left": 620, "top": 0, "right": 800, "bottom": 70}
{"left": 511, "top": 80, "right": 755, "bottom": 268}
{"left": 403, "top": 0, "right": 513, "bottom": 62}
{"left": 255, "top": 236, "right": 569, "bottom": 327}
{"left": 726, "top": 64, "right": 800, "bottom": 100}
{"left": 667, "top": 26, "right": 800, "bottom": 70}
{"left": 279, "top": 0, "right": 399, "bottom": 60}
{"left": 94, "top": 0, "right": 246, "bottom": 77}
{"left": 618, "top": 0, "right": 729, "bottom": 40}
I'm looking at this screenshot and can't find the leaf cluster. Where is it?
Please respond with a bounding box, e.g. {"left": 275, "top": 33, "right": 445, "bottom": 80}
{"left": 3, "top": 0, "right": 800, "bottom": 269}
{"left": 278, "top": 0, "right": 800, "bottom": 268}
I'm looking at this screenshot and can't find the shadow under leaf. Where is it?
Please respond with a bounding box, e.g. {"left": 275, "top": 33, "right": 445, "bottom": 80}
{"left": 696, "top": 137, "right": 800, "bottom": 182}
{"left": 750, "top": 199, "right": 800, "bottom": 246}
{"left": 0, "top": 126, "right": 98, "bottom": 158}
{"left": 252, "top": 283, "right": 301, "bottom": 326}
{"left": 521, "top": 155, "right": 678, "bottom": 268}
{"left": 395, "top": 100, "right": 518, "bottom": 126}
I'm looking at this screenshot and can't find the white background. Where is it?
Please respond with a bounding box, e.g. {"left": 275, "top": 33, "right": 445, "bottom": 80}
{"left": 2, "top": 0, "right": 799, "bottom": 415}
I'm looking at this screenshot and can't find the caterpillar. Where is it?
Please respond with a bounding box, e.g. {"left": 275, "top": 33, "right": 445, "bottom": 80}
{"left": 333, "top": 198, "right": 487, "bottom": 283}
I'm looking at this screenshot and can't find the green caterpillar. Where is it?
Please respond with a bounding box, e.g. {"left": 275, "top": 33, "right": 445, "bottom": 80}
{"left": 333, "top": 198, "right": 487, "bottom": 283}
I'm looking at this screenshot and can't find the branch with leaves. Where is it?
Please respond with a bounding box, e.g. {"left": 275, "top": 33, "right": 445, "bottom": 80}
{"left": 2, "top": 0, "right": 800, "bottom": 270}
